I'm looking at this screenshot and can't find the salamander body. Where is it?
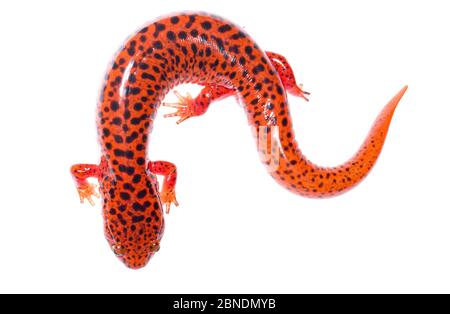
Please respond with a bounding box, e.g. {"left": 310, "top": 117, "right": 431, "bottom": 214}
{"left": 71, "top": 13, "right": 407, "bottom": 269}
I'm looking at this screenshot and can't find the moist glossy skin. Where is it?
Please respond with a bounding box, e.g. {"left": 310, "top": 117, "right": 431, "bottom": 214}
{"left": 71, "top": 12, "right": 407, "bottom": 269}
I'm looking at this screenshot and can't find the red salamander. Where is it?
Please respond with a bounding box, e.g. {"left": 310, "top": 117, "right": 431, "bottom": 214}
{"left": 71, "top": 13, "right": 407, "bottom": 269}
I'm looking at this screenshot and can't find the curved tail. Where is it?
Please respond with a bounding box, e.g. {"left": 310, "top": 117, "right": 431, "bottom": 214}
{"left": 266, "top": 85, "right": 408, "bottom": 198}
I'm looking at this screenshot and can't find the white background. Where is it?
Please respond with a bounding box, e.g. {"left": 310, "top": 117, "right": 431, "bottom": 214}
{"left": 0, "top": 0, "right": 449, "bottom": 294}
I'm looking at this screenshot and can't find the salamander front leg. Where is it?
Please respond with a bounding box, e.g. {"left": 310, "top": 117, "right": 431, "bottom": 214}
{"left": 266, "top": 51, "right": 310, "bottom": 101}
{"left": 163, "top": 85, "right": 234, "bottom": 124}
{"left": 70, "top": 162, "right": 102, "bottom": 206}
{"left": 148, "top": 161, "right": 179, "bottom": 214}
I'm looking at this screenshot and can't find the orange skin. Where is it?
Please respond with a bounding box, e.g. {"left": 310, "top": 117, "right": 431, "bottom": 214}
{"left": 71, "top": 13, "right": 407, "bottom": 269}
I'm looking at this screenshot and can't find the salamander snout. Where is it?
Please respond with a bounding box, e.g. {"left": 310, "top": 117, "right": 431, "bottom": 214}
{"left": 112, "top": 241, "right": 161, "bottom": 270}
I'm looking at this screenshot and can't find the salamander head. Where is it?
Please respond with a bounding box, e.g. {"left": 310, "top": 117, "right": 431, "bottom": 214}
{"left": 106, "top": 217, "right": 164, "bottom": 269}
{"left": 108, "top": 234, "right": 163, "bottom": 270}
{"left": 101, "top": 174, "right": 165, "bottom": 269}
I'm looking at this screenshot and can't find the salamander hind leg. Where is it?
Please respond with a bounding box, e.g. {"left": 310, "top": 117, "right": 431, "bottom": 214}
{"left": 147, "top": 161, "right": 179, "bottom": 214}
{"left": 163, "top": 85, "right": 234, "bottom": 124}
{"left": 266, "top": 51, "right": 310, "bottom": 101}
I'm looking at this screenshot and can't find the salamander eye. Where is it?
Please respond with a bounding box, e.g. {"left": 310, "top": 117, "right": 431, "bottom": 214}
{"left": 112, "top": 244, "right": 126, "bottom": 257}
{"left": 149, "top": 242, "right": 160, "bottom": 253}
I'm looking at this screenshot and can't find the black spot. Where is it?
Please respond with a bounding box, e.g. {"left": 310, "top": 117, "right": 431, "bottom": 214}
{"left": 191, "top": 43, "right": 198, "bottom": 55}
{"left": 252, "top": 64, "right": 265, "bottom": 75}
{"left": 132, "top": 174, "right": 142, "bottom": 184}
{"left": 133, "top": 203, "right": 144, "bottom": 211}
{"left": 155, "top": 24, "right": 165, "bottom": 31}
{"left": 114, "top": 135, "right": 123, "bottom": 143}
{"left": 103, "top": 128, "right": 111, "bottom": 137}
{"left": 137, "top": 189, "right": 147, "bottom": 199}
{"left": 118, "top": 164, "right": 127, "bottom": 173}
{"left": 276, "top": 85, "right": 284, "bottom": 95}
{"left": 205, "top": 47, "right": 212, "bottom": 57}
{"left": 123, "top": 183, "right": 133, "bottom": 191}
{"left": 153, "top": 41, "right": 163, "bottom": 49}
{"left": 125, "top": 151, "right": 134, "bottom": 159}
{"left": 170, "top": 16, "right": 180, "bottom": 24}
{"left": 114, "top": 149, "right": 125, "bottom": 157}
{"left": 134, "top": 103, "right": 143, "bottom": 111}
{"left": 231, "top": 31, "right": 246, "bottom": 40}
{"left": 111, "top": 101, "right": 119, "bottom": 111}
{"left": 132, "top": 216, "right": 145, "bottom": 223}
{"left": 114, "top": 76, "right": 122, "bottom": 85}
{"left": 218, "top": 24, "right": 232, "bottom": 33}
{"left": 139, "top": 63, "right": 149, "bottom": 70}
{"left": 148, "top": 67, "right": 159, "bottom": 75}
{"left": 142, "top": 72, "right": 156, "bottom": 81}
{"left": 190, "top": 29, "right": 199, "bottom": 37}
{"left": 137, "top": 157, "right": 146, "bottom": 166}
{"left": 130, "top": 87, "right": 141, "bottom": 95}
{"left": 127, "top": 47, "right": 135, "bottom": 56}
{"left": 201, "top": 21, "right": 212, "bottom": 30}
{"left": 178, "top": 31, "right": 187, "bottom": 40}
{"left": 120, "top": 192, "right": 131, "bottom": 201}
{"left": 281, "top": 117, "right": 288, "bottom": 127}
{"left": 125, "top": 167, "right": 134, "bottom": 176}
{"left": 166, "top": 31, "right": 176, "bottom": 41}
{"left": 154, "top": 53, "right": 164, "bottom": 60}
{"left": 112, "top": 117, "right": 122, "bottom": 126}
